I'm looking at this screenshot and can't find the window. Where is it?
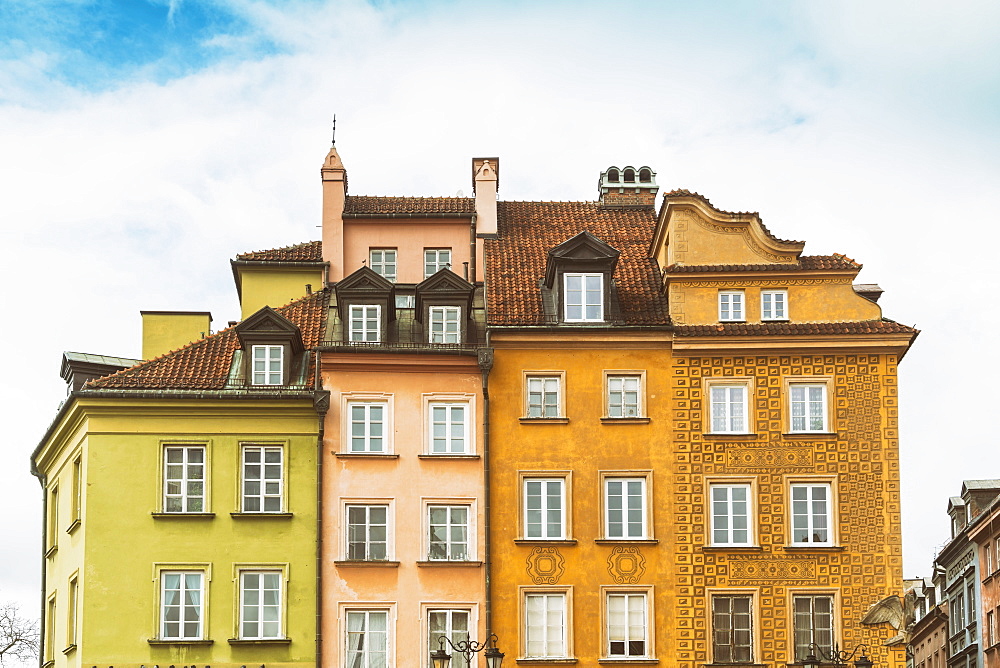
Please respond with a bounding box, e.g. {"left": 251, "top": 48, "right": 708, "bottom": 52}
{"left": 346, "top": 610, "right": 389, "bottom": 668}
{"left": 790, "top": 483, "right": 833, "bottom": 546}
{"left": 606, "top": 592, "right": 648, "bottom": 658}
{"left": 47, "top": 485, "right": 58, "bottom": 552}
{"left": 71, "top": 456, "right": 82, "bottom": 528}
{"left": 719, "top": 291, "right": 744, "bottom": 321}
{"left": 986, "top": 543, "right": 993, "bottom": 575}
{"left": 242, "top": 446, "right": 283, "bottom": 513}
{"left": 251, "top": 345, "right": 283, "bottom": 385}
{"left": 429, "top": 306, "right": 461, "bottom": 344}
{"left": 606, "top": 374, "right": 642, "bottom": 418}
{"left": 708, "top": 383, "right": 749, "bottom": 433}
{"left": 604, "top": 477, "right": 648, "bottom": 539}
{"left": 428, "top": 610, "right": 470, "bottom": 668}
{"left": 995, "top": 535, "right": 1000, "bottom": 573}
{"left": 951, "top": 591, "right": 965, "bottom": 635}
{"left": 793, "top": 595, "right": 833, "bottom": 660}
{"left": 989, "top": 609, "right": 997, "bottom": 649}
{"left": 350, "top": 305, "right": 381, "bottom": 343}
{"left": 425, "top": 249, "right": 452, "bottom": 278}
{"left": 563, "top": 273, "right": 603, "bottom": 322}
{"left": 710, "top": 484, "right": 752, "bottom": 546}
{"left": 523, "top": 477, "right": 566, "bottom": 540}
{"left": 761, "top": 290, "right": 787, "bottom": 320}
{"left": 348, "top": 402, "right": 387, "bottom": 453}
{"left": 45, "top": 595, "right": 56, "bottom": 661}
{"left": 428, "top": 505, "right": 470, "bottom": 561}
{"left": 428, "top": 403, "right": 469, "bottom": 454}
{"left": 347, "top": 505, "right": 389, "bottom": 560}
{"left": 526, "top": 375, "right": 562, "bottom": 418}
{"left": 712, "top": 595, "right": 753, "bottom": 663}
{"left": 370, "top": 249, "right": 397, "bottom": 282}
{"left": 160, "top": 571, "right": 205, "bottom": 640}
{"left": 66, "top": 576, "right": 78, "bottom": 649}
{"left": 524, "top": 593, "right": 567, "bottom": 658}
{"left": 968, "top": 581, "right": 977, "bottom": 625}
{"left": 239, "top": 570, "right": 282, "bottom": 639}
{"left": 163, "top": 446, "right": 206, "bottom": 513}
{"left": 789, "top": 383, "right": 828, "bottom": 432}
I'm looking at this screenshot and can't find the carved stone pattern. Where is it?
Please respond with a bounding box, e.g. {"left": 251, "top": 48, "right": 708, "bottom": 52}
{"left": 728, "top": 556, "right": 817, "bottom": 583}
{"left": 526, "top": 547, "right": 565, "bottom": 585}
{"left": 607, "top": 546, "right": 646, "bottom": 584}
{"left": 726, "top": 446, "right": 813, "bottom": 471}
{"left": 668, "top": 353, "right": 902, "bottom": 667}
{"left": 690, "top": 215, "right": 794, "bottom": 263}
{"left": 673, "top": 277, "right": 853, "bottom": 288}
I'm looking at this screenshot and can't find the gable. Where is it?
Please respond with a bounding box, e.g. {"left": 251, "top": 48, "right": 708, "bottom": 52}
{"left": 543, "top": 231, "right": 621, "bottom": 288}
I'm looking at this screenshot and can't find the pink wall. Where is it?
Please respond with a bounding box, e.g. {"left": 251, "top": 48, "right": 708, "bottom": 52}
{"left": 343, "top": 220, "right": 473, "bottom": 283}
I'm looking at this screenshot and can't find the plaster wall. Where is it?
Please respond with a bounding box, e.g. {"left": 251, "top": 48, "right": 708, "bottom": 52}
{"left": 342, "top": 219, "right": 472, "bottom": 284}
{"left": 141, "top": 313, "right": 213, "bottom": 360}
{"left": 238, "top": 267, "right": 325, "bottom": 319}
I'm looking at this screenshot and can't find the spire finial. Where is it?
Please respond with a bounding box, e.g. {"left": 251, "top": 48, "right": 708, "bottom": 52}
{"left": 331, "top": 115, "right": 337, "bottom": 146}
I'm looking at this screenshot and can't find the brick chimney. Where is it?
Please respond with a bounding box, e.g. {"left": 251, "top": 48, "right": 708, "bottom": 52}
{"left": 599, "top": 165, "right": 658, "bottom": 208}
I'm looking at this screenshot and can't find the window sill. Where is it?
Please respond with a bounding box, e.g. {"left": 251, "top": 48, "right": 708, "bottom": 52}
{"left": 600, "top": 417, "right": 651, "bottom": 425}
{"left": 781, "top": 545, "right": 844, "bottom": 552}
{"left": 782, "top": 432, "right": 836, "bottom": 438}
{"left": 520, "top": 417, "right": 570, "bottom": 424}
{"left": 516, "top": 659, "right": 578, "bottom": 664}
{"left": 416, "top": 560, "right": 483, "bottom": 567}
{"left": 44, "top": 545, "right": 57, "bottom": 559}
{"left": 418, "top": 454, "right": 481, "bottom": 459}
{"left": 228, "top": 638, "right": 292, "bottom": 645}
{"left": 230, "top": 512, "right": 293, "bottom": 519}
{"left": 148, "top": 639, "right": 214, "bottom": 645}
{"left": 334, "top": 560, "right": 401, "bottom": 568}
{"left": 514, "top": 539, "right": 577, "bottom": 546}
{"left": 61, "top": 644, "right": 77, "bottom": 656}
{"left": 598, "top": 660, "right": 659, "bottom": 664}
{"left": 335, "top": 453, "right": 399, "bottom": 459}
{"left": 151, "top": 512, "right": 216, "bottom": 519}
{"left": 66, "top": 519, "right": 81, "bottom": 535}
{"left": 594, "top": 539, "right": 658, "bottom": 545}
{"left": 42, "top": 661, "right": 54, "bottom": 668}
{"left": 702, "top": 433, "right": 757, "bottom": 438}
{"left": 701, "top": 546, "right": 763, "bottom": 552}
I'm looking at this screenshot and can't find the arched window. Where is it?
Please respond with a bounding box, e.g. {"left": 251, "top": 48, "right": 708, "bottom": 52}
{"left": 623, "top": 168, "right": 635, "bottom": 183}
{"left": 639, "top": 168, "right": 651, "bottom": 183}
{"left": 607, "top": 169, "right": 620, "bottom": 183}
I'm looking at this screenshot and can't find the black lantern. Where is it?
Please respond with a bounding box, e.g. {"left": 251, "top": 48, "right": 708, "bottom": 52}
{"left": 432, "top": 633, "right": 504, "bottom": 668}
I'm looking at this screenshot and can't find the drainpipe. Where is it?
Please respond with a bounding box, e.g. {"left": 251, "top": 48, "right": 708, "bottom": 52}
{"left": 313, "top": 351, "right": 329, "bottom": 668}
{"left": 31, "top": 470, "right": 46, "bottom": 668}
{"left": 470, "top": 213, "right": 478, "bottom": 284}
{"left": 478, "top": 344, "right": 494, "bottom": 638}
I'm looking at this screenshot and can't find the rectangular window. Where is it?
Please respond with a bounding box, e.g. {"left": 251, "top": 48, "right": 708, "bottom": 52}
{"left": 163, "top": 446, "right": 206, "bottom": 513}
{"left": 526, "top": 376, "right": 561, "bottom": 418}
{"left": 370, "top": 249, "right": 397, "bottom": 282}
{"left": 968, "top": 581, "right": 977, "bottom": 624}
{"left": 45, "top": 595, "right": 56, "bottom": 661}
{"left": 793, "top": 595, "right": 833, "bottom": 660}
{"left": 951, "top": 592, "right": 965, "bottom": 634}
{"left": 989, "top": 609, "right": 997, "bottom": 648}
{"left": 712, "top": 595, "right": 753, "bottom": 663}
{"left": 761, "top": 290, "right": 787, "bottom": 320}
{"left": 428, "top": 610, "right": 470, "bottom": 668}
{"left": 986, "top": 543, "right": 993, "bottom": 575}
{"left": 251, "top": 345, "right": 283, "bottom": 385}
{"left": 790, "top": 483, "right": 832, "bottom": 546}
{"left": 604, "top": 477, "right": 647, "bottom": 539}
{"left": 607, "top": 375, "right": 641, "bottom": 418}
{"left": 349, "top": 402, "right": 386, "bottom": 453}
{"left": 711, "top": 484, "right": 752, "bottom": 546}
{"left": 47, "top": 486, "right": 58, "bottom": 552}
{"left": 242, "top": 445, "right": 283, "bottom": 513}
{"left": 71, "top": 456, "right": 82, "bottom": 527}
{"left": 709, "top": 384, "right": 749, "bottom": 433}
{"left": 564, "top": 273, "right": 603, "bottom": 322}
{"left": 425, "top": 249, "right": 452, "bottom": 277}
{"left": 67, "top": 576, "right": 78, "bottom": 648}
{"left": 347, "top": 505, "right": 389, "bottom": 560}
{"left": 525, "top": 593, "right": 567, "bottom": 658}
{"left": 346, "top": 610, "right": 389, "bottom": 668}
{"left": 606, "top": 592, "right": 648, "bottom": 658}
{"left": 719, "top": 291, "right": 744, "bottom": 321}
{"left": 350, "top": 305, "right": 381, "bottom": 343}
{"left": 429, "top": 306, "right": 461, "bottom": 344}
{"left": 428, "top": 403, "right": 468, "bottom": 454}
{"left": 239, "top": 570, "right": 282, "bottom": 639}
{"left": 428, "top": 505, "right": 470, "bottom": 561}
{"left": 161, "top": 571, "right": 205, "bottom": 639}
{"left": 790, "top": 384, "right": 827, "bottom": 432}
{"left": 524, "top": 478, "right": 566, "bottom": 539}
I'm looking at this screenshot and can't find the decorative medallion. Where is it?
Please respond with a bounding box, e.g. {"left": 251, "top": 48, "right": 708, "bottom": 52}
{"left": 728, "top": 556, "right": 817, "bottom": 585}
{"left": 526, "top": 547, "right": 565, "bottom": 584}
{"left": 727, "top": 447, "right": 813, "bottom": 471}
{"left": 607, "top": 546, "right": 646, "bottom": 584}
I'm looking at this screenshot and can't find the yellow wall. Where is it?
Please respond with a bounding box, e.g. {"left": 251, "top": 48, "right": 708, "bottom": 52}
{"left": 141, "top": 312, "right": 213, "bottom": 360}
{"left": 238, "top": 268, "right": 324, "bottom": 320}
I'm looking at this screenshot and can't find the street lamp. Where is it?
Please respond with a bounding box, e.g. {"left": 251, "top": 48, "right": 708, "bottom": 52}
{"left": 431, "top": 633, "right": 504, "bottom": 668}
{"left": 799, "top": 643, "right": 873, "bottom": 668}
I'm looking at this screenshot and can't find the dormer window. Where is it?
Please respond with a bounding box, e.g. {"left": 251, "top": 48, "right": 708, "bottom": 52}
{"left": 350, "top": 305, "right": 381, "bottom": 343}
{"left": 415, "top": 270, "right": 475, "bottom": 346}
{"left": 564, "top": 273, "right": 603, "bottom": 322}
{"left": 429, "top": 306, "right": 461, "bottom": 343}
{"left": 235, "top": 307, "right": 306, "bottom": 388}
{"left": 335, "top": 266, "right": 395, "bottom": 345}
{"left": 424, "top": 249, "right": 452, "bottom": 278}
{"left": 252, "top": 345, "right": 284, "bottom": 385}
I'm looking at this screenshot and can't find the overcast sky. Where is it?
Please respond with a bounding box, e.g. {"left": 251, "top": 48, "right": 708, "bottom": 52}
{"left": 2, "top": 0, "right": 998, "bottom": 621}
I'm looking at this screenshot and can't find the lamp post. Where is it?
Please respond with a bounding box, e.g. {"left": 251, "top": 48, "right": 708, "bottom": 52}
{"left": 431, "top": 633, "right": 504, "bottom": 668}
{"left": 799, "top": 643, "right": 873, "bottom": 668}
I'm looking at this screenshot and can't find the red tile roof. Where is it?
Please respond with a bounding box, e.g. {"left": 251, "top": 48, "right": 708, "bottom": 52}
{"left": 87, "top": 290, "right": 329, "bottom": 390}
{"left": 661, "top": 189, "right": 802, "bottom": 245}
{"left": 344, "top": 196, "right": 475, "bottom": 215}
{"left": 485, "top": 201, "right": 670, "bottom": 326}
{"left": 673, "top": 319, "right": 918, "bottom": 337}
{"left": 236, "top": 241, "right": 323, "bottom": 262}
{"left": 665, "top": 254, "right": 861, "bottom": 273}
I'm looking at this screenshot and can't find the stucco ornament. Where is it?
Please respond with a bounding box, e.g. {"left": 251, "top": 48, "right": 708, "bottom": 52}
{"left": 526, "top": 547, "right": 565, "bottom": 584}
{"left": 607, "top": 546, "right": 646, "bottom": 584}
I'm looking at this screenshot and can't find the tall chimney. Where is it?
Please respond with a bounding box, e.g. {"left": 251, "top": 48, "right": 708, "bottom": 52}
{"left": 599, "top": 165, "right": 658, "bottom": 208}
{"left": 473, "top": 157, "right": 499, "bottom": 237}
{"left": 321, "top": 146, "right": 347, "bottom": 282}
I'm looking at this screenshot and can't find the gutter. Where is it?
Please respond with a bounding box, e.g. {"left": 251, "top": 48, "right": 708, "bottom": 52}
{"left": 478, "top": 345, "right": 495, "bottom": 639}
{"left": 342, "top": 213, "right": 473, "bottom": 220}
{"left": 33, "top": 471, "right": 46, "bottom": 668}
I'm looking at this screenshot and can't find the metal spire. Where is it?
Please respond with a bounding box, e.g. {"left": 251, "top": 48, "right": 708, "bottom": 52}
{"left": 331, "top": 115, "right": 337, "bottom": 146}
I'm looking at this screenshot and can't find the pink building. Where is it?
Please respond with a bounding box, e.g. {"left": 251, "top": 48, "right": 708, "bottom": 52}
{"left": 969, "top": 499, "right": 1000, "bottom": 667}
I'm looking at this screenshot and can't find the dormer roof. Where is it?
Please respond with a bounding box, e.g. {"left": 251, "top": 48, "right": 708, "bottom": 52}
{"left": 235, "top": 306, "right": 305, "bottom": 355}
{"left": 335, "top": 265, "right": 396, "bottom": 321}
{"left": 543, "top": 230, "right": 620, "bottom": 288}
{"left": 415, "top": 268, "right": 475, "bottom": 317}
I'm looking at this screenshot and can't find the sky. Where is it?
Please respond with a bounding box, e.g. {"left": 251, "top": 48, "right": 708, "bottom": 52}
{"left": 1, "top": 0, "right": 999, "bottom": 627}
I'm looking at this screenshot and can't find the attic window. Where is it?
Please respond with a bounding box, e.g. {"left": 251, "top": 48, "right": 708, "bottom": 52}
{"left": 623, "top": 168, "right": 635, "bottom": 183}
{"left": 252, "top": 345, "right": 284, "bottom": 385}
{"left": 607, "top": 169, "right": 620, "bottom": 183}
{"left": 564, "top": 273, "right": 604, "bottom": 322}
{"left": 639, "top": 168, "right": 651, "bottom": 183}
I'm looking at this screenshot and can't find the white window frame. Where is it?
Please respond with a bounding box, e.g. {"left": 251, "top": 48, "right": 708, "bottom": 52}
{"left": 425, "top": 398, "right": 472, "bottom": 455}
{"left": 238, "top": 568, "right": 285, "bottom": 640}
{"left": 426, "top": 607, "right": 474, "bottom": 668}
{"left": 601, "top": 474, "right": 651, "bottom": 540}
{"left": 349, "top": 305, "right": 382, "bottom": 343}
{"left": 524, "top": 372, "right": 565, "bottom": 419}
{"left": 603, "top": 589, "right": 652, "bottom": 659}
{"left": 66, "top": 573, "right": 79, "bottom": 649}
{"left": 251, "top": 345, "right": 284, "bottom": 385}
{"left": 563, "top": 272, "right": 604, "bottom": 322}
{"left": 159, "top": 569, "right": 207, "bottom": 640}
{"left": 344, "top": 398, "right": 391, "bottom": 454}
{"left": 791, "top": 593, "right": 836, "bottom": 661}
{"left": 424, "top": 248, "right": 452, "bottom": 278}
{"left": 47, "top": 484, "right": 58, "bottom": 553}
{"left": 428, "top": 305, "right": 462, "bottom": 344}
{"left": 705, "top": 379, "right": 752, "bottom": 434}
{"left": 345, "top": 502, "right": 392, "bottom": 561}
{"left": 426, "top": 502, "right": 474, "bottom": 561}
{"left": 718, "top": 291, "right": 745, "bottom": 322}
{"left": 785, "top": 379, "right": 831, "bottom": 433}
{"left": 761, "top": 289, "right": 788, "bottom": 321}
{"left": 163, "top": 445, "right": 207, "bottom": 513}
{"left": 344, "top": 608, "right": 392, "bottom": 668}
{"left": 708, "top": 480, "right": 755, "bottom": 547}
{"left": 521, "top": 588, "right": 571, "bottom": 659}
{"left": 710, "top": 592, "right": 755, "bottom": 664}
{"left": 604, "top": 371, "right": 645, "bottom": 419}
{"left": 369, "top": 248, "right": 397, "bottom": 282}
{"left": 788, "top": 480, "right": 836, "bottom": 547}
{"left": 241, "top": 445, "right": 284, "bottom": 513}
{"left": 521, "top": 474, "right": 570, "bottom": 540}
